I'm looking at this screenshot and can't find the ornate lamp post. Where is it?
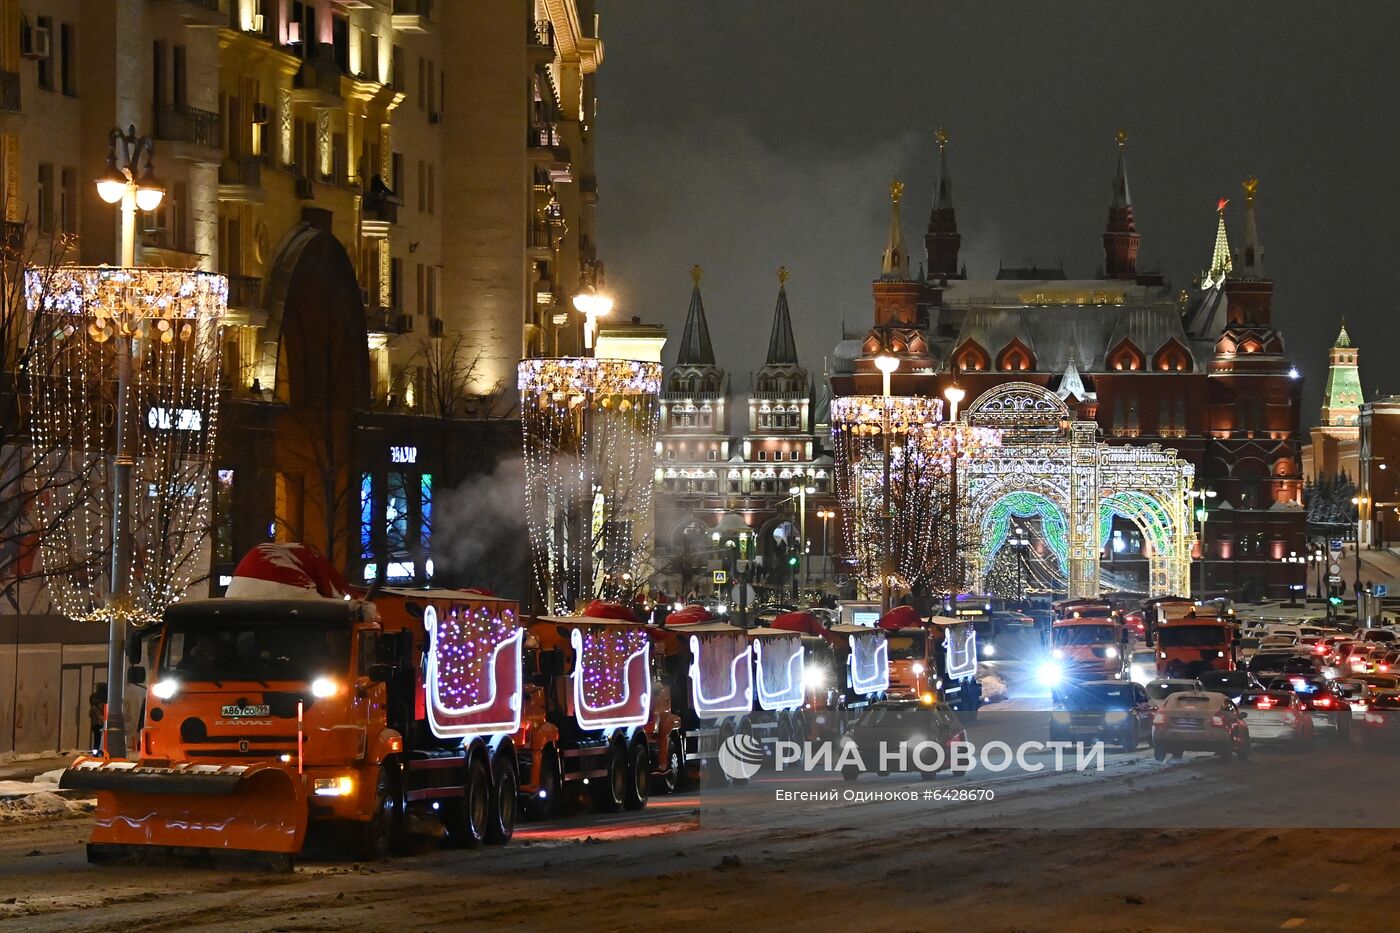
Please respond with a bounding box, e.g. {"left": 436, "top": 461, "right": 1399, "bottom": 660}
{"left": 874, "top": 354, "right": 900, "bottom": 614}
{"left": 816, "top": 508, "right": 836, "bottom": 584}
{"left": 572, "top": 286, "right": 613, "bottom": 357}
{"left": 1188, "top": 487, "right": 1216, "bottom": 595}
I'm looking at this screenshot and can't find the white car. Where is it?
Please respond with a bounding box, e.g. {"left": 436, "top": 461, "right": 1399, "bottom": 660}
{"left": 1236, "top": 691, "right": 1313, "bottom": 749}
{"left": 1356, "top": 629, "right": 1399, "bottom": 645}
{"left": 1144, "top": 678, "right": 1203, "bottom": 710}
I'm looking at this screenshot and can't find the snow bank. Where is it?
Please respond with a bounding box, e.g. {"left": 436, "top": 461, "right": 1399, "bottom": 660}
{"left": 979, "top": 671, "right": 1009, "bottom": 704}
{"left": 0, "top": 789, "right": 92, "bottom": 824}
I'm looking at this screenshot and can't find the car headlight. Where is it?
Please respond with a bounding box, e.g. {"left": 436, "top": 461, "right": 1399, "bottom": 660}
{"left": 151, "top": 678, "right": 179, "bottom": 700}
{"left": 911, "top": 662, "right": 925, "bottom": 675}
{"left": 1104, "top": 646, "right": 1119, "bottom": 659}
{"left": 1038, "top": 661, "right": 1063, "bottom": 688}
{"left": 311, "top": 676, "right": 339, "bottom": 698}
{"left": 1104, "top": 711, "right": 1128, "bottom": 723}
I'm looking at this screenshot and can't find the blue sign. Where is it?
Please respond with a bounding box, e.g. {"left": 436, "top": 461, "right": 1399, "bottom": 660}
{"left": 1376, "top": 584, "right": 1389, "bottom": 598}
{"left": 1330, "top": 538, "right": 1344, "bottom": 551}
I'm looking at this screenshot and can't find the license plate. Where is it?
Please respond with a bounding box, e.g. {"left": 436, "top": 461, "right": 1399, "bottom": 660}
{"left": 220, "top": 704, "right": 271, "bottom": 717}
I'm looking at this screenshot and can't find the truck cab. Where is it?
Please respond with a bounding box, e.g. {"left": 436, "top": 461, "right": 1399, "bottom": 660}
{"left": 1043, "top": 601, "right": 1127, "bottom": 695}
{"left": 1153, "top": 613, "right": 1236, "bottom": 679}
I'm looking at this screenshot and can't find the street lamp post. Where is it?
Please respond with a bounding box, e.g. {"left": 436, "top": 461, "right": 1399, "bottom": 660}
{"left": 93, "top": 126, "right": 165, "bottom": 759}
{"left": 1188, "top": 487, "right": 1216, "bottom": 596}
{"left": 1351, "top": 495, "right": 1367, "bottom": 610}
{"left": 1010, "top": 527, "right": 1031, "bottom": 605}
{"left": 816, "top": 508, "right": 835, "bottom": 584}
{"left": 943, "top": 381, "right": 967, "bottom": 592}
{"left": 572, "top": 286, "right": 613, "bottom": 357}
{"left": 789, "top": 480, "right": 816, "bottom": 595}
{"left": 874, "top": 354, "right": 900, "bottom": 614}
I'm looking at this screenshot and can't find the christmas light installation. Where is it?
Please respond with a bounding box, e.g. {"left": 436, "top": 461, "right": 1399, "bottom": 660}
{"left": 960, "top": 382, "right": 1194, "bottom": 598}
{"left": 519, "top": 358, "right": 662, "bottom": 614}
{"left": 569, "top": 624, "right": 652, "bottom": 730}
{"left": 25, "top": 266, "right": 227, "bottom": 625}
{"left": 753, "top": 632, "right": 804, "bottom": 712}
{"left": 687, "top": 631, "right": 754, "bottom": 718}
{"left": 424, "top": 604, "right": 524, "bottom": 739}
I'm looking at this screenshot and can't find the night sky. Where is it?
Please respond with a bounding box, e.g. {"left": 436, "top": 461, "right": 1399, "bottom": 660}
{"left": 594, "top": 1, "right": 1400, "bottom": 426}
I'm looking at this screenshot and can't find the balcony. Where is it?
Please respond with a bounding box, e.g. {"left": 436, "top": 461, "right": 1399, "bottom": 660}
{"left": 293, "top": 55, "right": 342, "bottom": 105}
{"left": 154, "top": 105, "right": 222, "bottom": 162}
{"left": 151, "top": 0, "right": 224, "bottom": 25}
{"left": 528, "top": 121, "right": 572, "bottom": 180}
{"left": 528, "top": 222, "right": 555, "bottom": 258}
{"left": 392, "top": 0, "right": 432, "bottom": 32}
{"left": 362, "top": 187, "right": 400, "bottom": 225}
{"left": 366, "top": 305, "right": 407, "bottom": 336}
{"left": 217, "top": 156, "right": 265, "bottom": 202}
{"left": 226, "top": 274, "right": 262, "bottom": 310}
{"left": 528, "top": 20, "right": 554, "bottom": 64}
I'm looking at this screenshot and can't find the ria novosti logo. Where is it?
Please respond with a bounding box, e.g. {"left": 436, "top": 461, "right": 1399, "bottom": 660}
{"left": 718, "top": 733, "right": 766, "bottom": 781}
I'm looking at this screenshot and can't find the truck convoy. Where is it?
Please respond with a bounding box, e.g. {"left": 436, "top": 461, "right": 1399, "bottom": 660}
{"left": 879, "top": 605, "right": 982, "bottom": 715}
{"left": 60, "top": 545, "right": 659, "bottom": 866}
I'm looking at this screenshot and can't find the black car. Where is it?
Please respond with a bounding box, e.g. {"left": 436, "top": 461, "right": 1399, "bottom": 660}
{"left": 1196, "top": 669, "right": 1262, "bottom": 703}
{"left": 1049, "top": 680, "right": 1153, "bottom": 751}
{"left": 1248, "top": 652, "right": 1319, "bottom": 678}
{"left": 839, "top": 699, "right": 965, "bottom": 781}
{"left": 1358, "top": 692, "right": 1400, "bottom": 750}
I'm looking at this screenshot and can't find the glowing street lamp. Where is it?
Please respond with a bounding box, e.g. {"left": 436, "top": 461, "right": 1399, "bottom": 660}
{"left": 572, "top": 287, "right": 614, "bottom": 356}
{"left": 873, "top": 354, "right": 899, "bottom": 614}
{"left": 943, "top": 382, "right": 967, "bottom": 422}
{"left": 96, "top": 126, "right": 165, "bottom": 266}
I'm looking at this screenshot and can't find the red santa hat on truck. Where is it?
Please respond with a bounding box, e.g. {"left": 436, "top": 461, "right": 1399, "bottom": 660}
{"left": 224, "top": 542, "right": 352, "bottom": 600}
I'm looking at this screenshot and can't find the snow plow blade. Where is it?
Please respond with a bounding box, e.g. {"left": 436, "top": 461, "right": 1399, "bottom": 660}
{"left": 61, "top": 758, "right": 308, "bottom": 860}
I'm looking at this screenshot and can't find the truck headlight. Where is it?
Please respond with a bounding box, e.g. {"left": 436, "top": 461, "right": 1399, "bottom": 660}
{"left": 1051, "top": 648, "right": 1064, "bottom": 660}
{"left": 982, "top": 643, "right": 996, "bottom": 657}
{"left": 1104, "top": 646, "right": 1119, "bottom": 659}
{"left": 1038, "top": 661, "right": 1063, "bottom": 688}
{"left": 911, "top": 662, "right": 925, "bottom": 675}
{"left": 313, "top": 776, "right": 355, "bottom": 797}
{"left": 151, "top": 678, "right": 179, "bottom": 700}
{"left": 311, "top": 676, "right": 339, "bottom": 698}
{"left": 804, "top": 667, "right": 827, "bottom": 690}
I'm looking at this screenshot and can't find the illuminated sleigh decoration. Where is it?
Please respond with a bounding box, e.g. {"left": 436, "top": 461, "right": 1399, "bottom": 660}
{"left": 424, "top": 604, "right": 524, "bottom": 738}
{"left": 570, "top": 625, "right": 652, "bottom": 730}
{"left": 845, "top": 627, "right": 890, "bottom": 695}
{"left": 751, "top": 629, "right": 804, "bottom": 712}
{"left": 686, "top": 628, "right": 753, "bottom": 718}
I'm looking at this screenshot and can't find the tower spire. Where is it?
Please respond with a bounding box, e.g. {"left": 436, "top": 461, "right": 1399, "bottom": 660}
{"left": 880, "top": 180, "right": 908, "bottom": 279}
{"left": 1202, "top": 198, "right": 1233, "bottom": 289}
{"left": 1236, "top": 176, "right": 1265, "bottom": 278}
{"left": 1102, "top": 129, "right": 1141, "bottom": 279}
{"left": 1322, "top": 318, "right": 1362, "bottom": 427}
{"left": 675, "top": 264, "right": 715, "bottom": 365}
{"left": 766, "top": 266, "right": 799, "bottom": 365}
{"left": 925, "top": 129, "right": 962, "bottom": 279}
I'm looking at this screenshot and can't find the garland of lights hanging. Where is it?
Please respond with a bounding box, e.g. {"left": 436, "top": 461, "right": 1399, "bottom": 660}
{"left": 25, "top": 266, "right": 227, "bottom": 625}
{"left": 518, "top": 358, "right": 662, "bottom": 614}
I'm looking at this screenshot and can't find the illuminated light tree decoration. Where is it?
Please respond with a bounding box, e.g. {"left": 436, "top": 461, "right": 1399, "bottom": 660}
{"left": 25, "top": 267, "right": 226, "bottom": 625}
{"left": 518, "top": 358, "right": 662, "bottom": 614}
{"left": 424, "top": 604, "right": 523, "bottom": 738}
{"left": 569, "top": 624, "right": 652, "bottom": 730}
{"left": 831, "top": 395, "right": 1001, "bottom": 597}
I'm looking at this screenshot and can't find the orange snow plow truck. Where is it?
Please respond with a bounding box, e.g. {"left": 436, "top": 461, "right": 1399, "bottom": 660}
{"left": 60, "top": 544, "right": 528, "bottom": 868}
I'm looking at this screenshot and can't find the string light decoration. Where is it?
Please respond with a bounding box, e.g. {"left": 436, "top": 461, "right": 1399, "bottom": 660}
{"left": 569, "top": 624, "right": 651, "bottom": 730}
{"left": 753, "top": 633, "right": 804, "bottom": 712}
{"left": 960, "top": 382, "right": 1194, "bottom": 598}
{"left": 848, "top": 629, "right": 890, "bottom": 695}
{"left": 687, "top": 631, "right": 754, "bottom": 718}
{"left": 519, "top": 358, "right": 662, "bottom": 614}
{"left": 424, "top": 603, "right": 523, "bottom": 738}
{"left": 831, "top": 396, "right": 1001, "bottom": 596}
{"left": 25, "top": 266, "right": 226, "bottom": 624}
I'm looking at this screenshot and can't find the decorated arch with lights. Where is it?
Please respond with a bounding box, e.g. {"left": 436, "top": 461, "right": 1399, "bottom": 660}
{"left": 960, "top": 382, "right": 1193, "bottom": 598}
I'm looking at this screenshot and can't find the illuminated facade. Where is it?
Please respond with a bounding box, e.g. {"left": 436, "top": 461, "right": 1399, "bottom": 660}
{"left": 832, "top": 135, "right": 1306, "bottom": 599}
{"left": 1302, "top": 323, "right": 1362, "bottom": 483}
{"left": 656, "top": 267, "right": 836, "bottom": 596}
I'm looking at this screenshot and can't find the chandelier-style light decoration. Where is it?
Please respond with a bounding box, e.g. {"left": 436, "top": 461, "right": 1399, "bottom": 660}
{"left": 831, "top": 396, "right": 1003, "bottom": 596}
{"left": 424, "top": 603, "right": 523, "bottom": 737}
{"left": 518, "top": 358, "right": 662, "bottom": 613}
{"left": 569, "top": 624, "right": 652, "bottom": 730}
{"left": 25, "top": 266, "right": 226, "bottom": 624}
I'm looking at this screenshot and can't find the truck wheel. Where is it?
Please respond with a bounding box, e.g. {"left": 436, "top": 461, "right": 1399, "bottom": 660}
{"left": 444, "top": 756, "right": 491, "bottom": 848}
{"left": 485, "top": 755, "right": 516, "bottom": 845}
{"left": 525, "top": 748, "right": 560, "bottom": 820}
{"left": 591, "top": 743, "right": 626, "bottom": 812}
{"left": 654, "top": 732, "right": 683, "bottom": 795}
{"left": 352, "top": 765, "right": 398, "bottom": 861}
{"left": 623, "top": 741, "right": 649, "bottom": 811}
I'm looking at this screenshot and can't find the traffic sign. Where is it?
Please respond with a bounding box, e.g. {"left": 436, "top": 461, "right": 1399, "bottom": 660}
{"left": 712, "top": 570, "right": 728, "bottom": 585}
{"left": 1330, "top": 538, "right": 1344, "bottom": 551}
{"left": 1377, "top": 584, "right": 1389, "bottom": 598}
{"left": 1328, "top": 574, "right": 1342, "bottom": 584}
{"left": 1329, "top": 564, "right": 1341, "bottom": 576}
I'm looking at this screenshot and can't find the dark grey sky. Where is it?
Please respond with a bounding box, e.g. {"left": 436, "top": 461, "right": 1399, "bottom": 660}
{"left": 594, "top": 2, "right": 1400, "bottom": 424}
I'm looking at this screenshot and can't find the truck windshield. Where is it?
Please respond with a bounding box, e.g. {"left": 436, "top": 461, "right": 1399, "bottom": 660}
{"left": 885, "top": 633, "right": 926, "bottom": 660}
{"left": 160, "top": 621, "right": 351, "bottom": 683}
{"left": 1157, "top": 625, "right": 1228, "bottom": 648}
{"left": 1053, "top": 625, "right": 1116, "bottom": 646}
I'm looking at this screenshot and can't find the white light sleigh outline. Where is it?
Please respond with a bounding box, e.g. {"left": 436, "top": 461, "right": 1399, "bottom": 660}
{"left": 425, "top": 605, "right": 524, "bottom": 739}
{"left": 688, "top": 633, "right": 754, "bottom": 718}
{"left": 570, "top": 627, "right": 652, "bottom": 730}
{"left": 849, "top": 631, "right": 890, "bottom": 695}
{"left": 753, "top": 635, "right": 804, "bottom": 712}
